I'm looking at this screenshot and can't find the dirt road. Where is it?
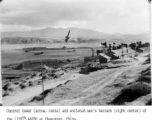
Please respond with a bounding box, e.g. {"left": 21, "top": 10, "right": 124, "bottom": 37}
{"left": 3, "top": 73, "right": 82, "bottom": 106}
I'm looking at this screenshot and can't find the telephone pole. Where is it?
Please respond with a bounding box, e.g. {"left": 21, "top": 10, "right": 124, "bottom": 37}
{"left": 42, "top": 76, "right": 45, "bottom": 105}
{"left": 149, "top": 0, "right": 151, "bottom": 42}
{"left": 41, "top": 61, "right": 45, "bottom": 105}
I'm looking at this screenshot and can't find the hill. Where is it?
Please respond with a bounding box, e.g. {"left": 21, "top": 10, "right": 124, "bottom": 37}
{"left": 1, "top": 27, "right": 150, "bottom": 44}
{"left": 1, "top": 27, "right": 108, "bottom": 39}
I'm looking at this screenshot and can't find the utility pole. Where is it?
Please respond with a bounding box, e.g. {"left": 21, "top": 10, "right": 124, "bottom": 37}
{"left": 42, "top": 75, "right": 45, "bottom": 105}
{"left": 149, "top": 0, "right": 151, "bottom": 44}
{"left": 41, "top": 61, "right": 45, "bottom": 106}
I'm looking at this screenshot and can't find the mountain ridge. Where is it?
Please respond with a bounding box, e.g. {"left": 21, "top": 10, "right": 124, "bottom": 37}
{"left": 1, "top": 27, "right": 148, "bottom": 38}
{"left": 1, "top": 27, "right": 150, "bottom": 44}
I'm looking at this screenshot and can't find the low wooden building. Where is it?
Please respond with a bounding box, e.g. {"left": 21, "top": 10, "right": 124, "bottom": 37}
{"left": 99, "top": 53, "right": 111, "bottom": 63}
{"left": 136, "top": 48, "right": 144, "bottom": 53}
{"left": 106, "top": 51, "right": 119, "bottom": 60}
{"left": 84, "top": 56, "right": 99, "bottom": 63}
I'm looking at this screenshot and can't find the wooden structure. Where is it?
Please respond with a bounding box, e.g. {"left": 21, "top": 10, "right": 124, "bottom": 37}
{"left": 84, "top": 56, "right": 99, "bottom": 63}
{"left": 136, "top": 48, "right": 144, "bottom": 53}
{"left": 99, "top": 53, "right": 111, "bottom": 63}
{"left": 106, "top": 51, "right": 119, "bottom": 60}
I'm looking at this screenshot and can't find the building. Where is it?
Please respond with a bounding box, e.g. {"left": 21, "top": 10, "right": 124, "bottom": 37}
{"left": 84, "top": 56, "right": 99, "bottom": 63}
{"left": 99, "top": 53, "right": 111, "bottom": 63}
{"left": 106, "top": 51, "right": 119, "bottom": 60}
{"left": 136, "top": 48, "right": 144, "bottom": 53}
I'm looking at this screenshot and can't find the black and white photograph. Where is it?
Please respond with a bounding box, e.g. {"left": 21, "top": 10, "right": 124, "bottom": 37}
{"left": 0, "top": 0, "right": 151, "bottom": 106}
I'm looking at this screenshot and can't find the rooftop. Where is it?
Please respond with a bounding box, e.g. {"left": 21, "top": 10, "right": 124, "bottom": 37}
{"left": 99, "top": 53, "right": 111, "bottom": 59}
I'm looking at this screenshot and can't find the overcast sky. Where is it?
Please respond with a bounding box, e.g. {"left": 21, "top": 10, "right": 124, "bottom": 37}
{"left": 0, "top": 0, "right": 150, "bottom": 34}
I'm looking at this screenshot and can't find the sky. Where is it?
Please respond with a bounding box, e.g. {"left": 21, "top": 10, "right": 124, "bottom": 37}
{"left": 0, "top": 0, "right": 150, "bottom": 34}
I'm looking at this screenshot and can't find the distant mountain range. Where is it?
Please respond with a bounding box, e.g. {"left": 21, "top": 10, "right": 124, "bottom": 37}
{"left": 1, "top": 27, "right": 150, "bottom": 44}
